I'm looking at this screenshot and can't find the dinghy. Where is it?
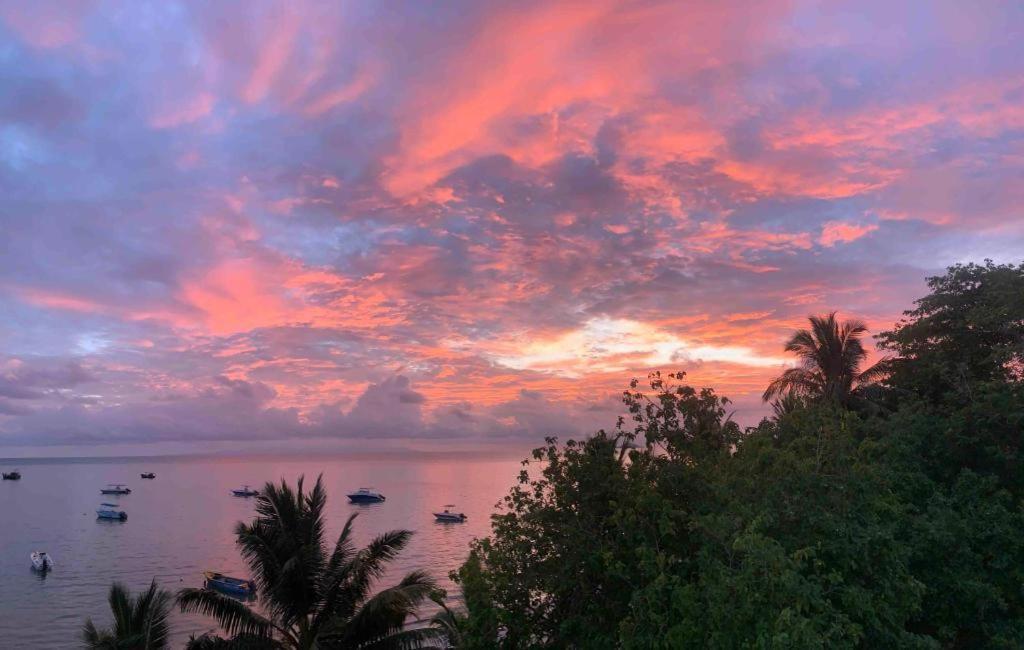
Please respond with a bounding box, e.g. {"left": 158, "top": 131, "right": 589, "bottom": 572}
{"left": 30, "top": 551, "right": 54, "bottom": 571}
{"left": 204, "top": 571, "right": 256, "bottom": 598}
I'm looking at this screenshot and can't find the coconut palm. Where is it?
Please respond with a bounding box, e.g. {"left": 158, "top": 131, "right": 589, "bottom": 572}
{"left": 769, "top": 389, "right": 806, "bottom": 420}
{"left": 763, "top": 312, "right": 886, "bottom": 406}
{"left": 178, "top": 475, "right": 439, "bottom": 649}
{"left": 82, "top": 580, "right": 171, "bottom": 649}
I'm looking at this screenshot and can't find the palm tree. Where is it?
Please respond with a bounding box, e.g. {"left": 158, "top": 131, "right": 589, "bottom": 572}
{"left": 427, "top": 590, "right": 463, "bottom": 648}
{"left": 763, "top": 312, "right": 886, "bottom": 406}
{"left": 178, "top": 475, "right": 439, "bottom": 649}
{"left": 769, "top": 389, "right": 806, "bottom": 420}
{"left": 82, "top": 580, "right": 171, "bottom": 649}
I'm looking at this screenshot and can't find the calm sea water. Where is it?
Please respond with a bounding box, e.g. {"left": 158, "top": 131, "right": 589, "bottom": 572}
{"left": 0, "top": 454, "right": 523, "bottom": 648}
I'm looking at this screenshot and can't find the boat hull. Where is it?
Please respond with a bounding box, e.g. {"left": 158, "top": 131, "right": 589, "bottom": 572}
{"left": 2, "top": 473, "right": 20, "bottom": 480}
{"left": 232, "top": 490, "right": 259, "bottom": 497}
{"left": 434, "top": 513, "right": 467, "bottom": 523}
{"left": 97, "top": 510, "right": 127, "bottom": 520}
{"left": 100, "top": 489, "right": 131, "bottom": 495}
{"left": 347, "top": 494, "right": 385, "bottom": 503}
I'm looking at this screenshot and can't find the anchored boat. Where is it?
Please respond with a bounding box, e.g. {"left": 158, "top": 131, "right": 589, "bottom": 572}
{"left": 2, "top": 470, "right": 21, "bottom": 480}
{"left": 204, "top": 571, "right": 256, "bottom": 598}
{"left": 100, "top": 484, "right": 131, "bottom": 495}
{"left": 30, "top": 551, "right": 54, "bottom": 571}
{"left": 347, "top": 487, "right": 385, "bottom": 504}
{"left": 434, "top": 505, "right": 467, "bottom": 523}
{"left": 140, "top": 472, "right": 155, "bottom": 479}
{"left": 232, "top": 485, "right": 259, "bottom": 497}
{"left": 97, "top": 503, "right": 127, "bottom": 520}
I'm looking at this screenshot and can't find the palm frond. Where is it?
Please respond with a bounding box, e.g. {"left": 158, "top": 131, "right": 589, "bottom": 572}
{"left": 322, "top": 528, "right": 415, "bottom": 626}
{"left": 857, "top": 357, "right": 891, "bottom": 384}
{"left": 329, "top": 570, "right": 438, "bottom": 647}
{"left": 351, "top": 626, "right": 444, "bottom": 650}
{"left": 177, "top": 588, "right": 275, "bottom": 639}
{"left": 186, "top": 632, "right": 282, "bottom": 649}
{"left": 762, "top": 367, "right": 821, "bottom": 401}
{"left": 314, "top": 513, "right": 362, "bottom": 627}
{"left": 134, "top": 580, "right": 171, "bottom": 649}
{"left": 82, "top": 619, "right": 117, "bottom": 649}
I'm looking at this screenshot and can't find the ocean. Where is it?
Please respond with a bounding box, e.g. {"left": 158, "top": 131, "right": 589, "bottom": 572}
{"left": 0, "top": 453, "right": 524, "bottom": 648}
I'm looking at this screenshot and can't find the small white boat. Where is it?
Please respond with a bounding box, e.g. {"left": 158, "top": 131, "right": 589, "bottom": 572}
{"left": 434, "top": 505, "right": 467, "bottom": 523}
{"left": 97, "top": 502, "right": 127, "bottom": 520}
{"left": 347, "top": 487, "right": 385, "bottom": 504}
{"left": 100, "top": 484, "right": 131, "bottom": 495}
{"left": 232, "top": 485, "right": 259, "bottom": 497}
{"left": 30, "top": 551, "right": 54, "bottom": 571}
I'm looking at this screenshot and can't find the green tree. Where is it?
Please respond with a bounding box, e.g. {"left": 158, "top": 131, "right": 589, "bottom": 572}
{"left": 878, "top": 260, "right": 1024, "bottom": 403}
{"left": 763, "top": 312, "right": 886, "bottom": 406}
{"left": 178, "top": 476, "right": 438, "bottom": 649}
{"left": 82, "top": 580, "right": 171, "bottom": 650}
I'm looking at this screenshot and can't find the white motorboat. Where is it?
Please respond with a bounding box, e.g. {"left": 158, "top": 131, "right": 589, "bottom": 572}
{"left": 434, "top": 505, "right": 467, "bottom": 523}
{"left": 30, "top": 551, "right": 54, "bottom": 571}
{"left": 97, "top": 502, "right": 127, "bottom": 520}
{"left": 347, "top": 487, "right": 385, "bottom": 504}
{"left": 100, "top": 484, "right": 131, "bottom": 495}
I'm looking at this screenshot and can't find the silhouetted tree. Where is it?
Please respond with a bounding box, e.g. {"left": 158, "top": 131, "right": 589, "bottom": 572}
{"left": 83, "top": 580, "right": 170, "bottom": 650}
{"left": 763, "top": 312, "right": 886, "bottom": 406}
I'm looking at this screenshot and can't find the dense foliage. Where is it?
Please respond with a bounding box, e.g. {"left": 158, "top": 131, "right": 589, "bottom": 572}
{"left": 453, "top": 261, "right": 1024, "bottom": 649}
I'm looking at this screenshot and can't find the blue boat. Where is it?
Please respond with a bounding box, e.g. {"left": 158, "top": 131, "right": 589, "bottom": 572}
{"left": 347, "top": 487, "right": 385, "bottom": 503}
{"left": 204, "top": 571, "right": 255, "bottom": 598}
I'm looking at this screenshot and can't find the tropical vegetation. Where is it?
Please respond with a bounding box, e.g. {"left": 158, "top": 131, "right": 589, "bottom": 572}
{"left": 762, "top": 311, "right": 886, "bottom": 407}
{"left": 83, "top": 580, "right": 171, "bottom": 650}
{"left": 450, "top": 260, "right": 1024, "bottom": 649}
{"left": 177, "top": 475, "right": 439, "bottom": 649}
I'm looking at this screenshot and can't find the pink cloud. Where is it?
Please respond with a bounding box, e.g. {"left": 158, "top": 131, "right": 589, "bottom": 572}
{"left": 241, "top": 7, "right": 301, "bottom": 104}
{"left": 819, "top": 221, "right": 879, "bottom": 247}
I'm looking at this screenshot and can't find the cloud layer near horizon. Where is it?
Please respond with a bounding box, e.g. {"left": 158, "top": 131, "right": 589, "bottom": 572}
{"left": 1, "top": 0, "right": 1022, "bottom": 449}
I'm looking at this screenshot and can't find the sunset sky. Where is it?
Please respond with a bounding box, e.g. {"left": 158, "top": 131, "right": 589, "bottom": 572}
{"left": 1, "top": 1, "right": 1022, "bottom": 454}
